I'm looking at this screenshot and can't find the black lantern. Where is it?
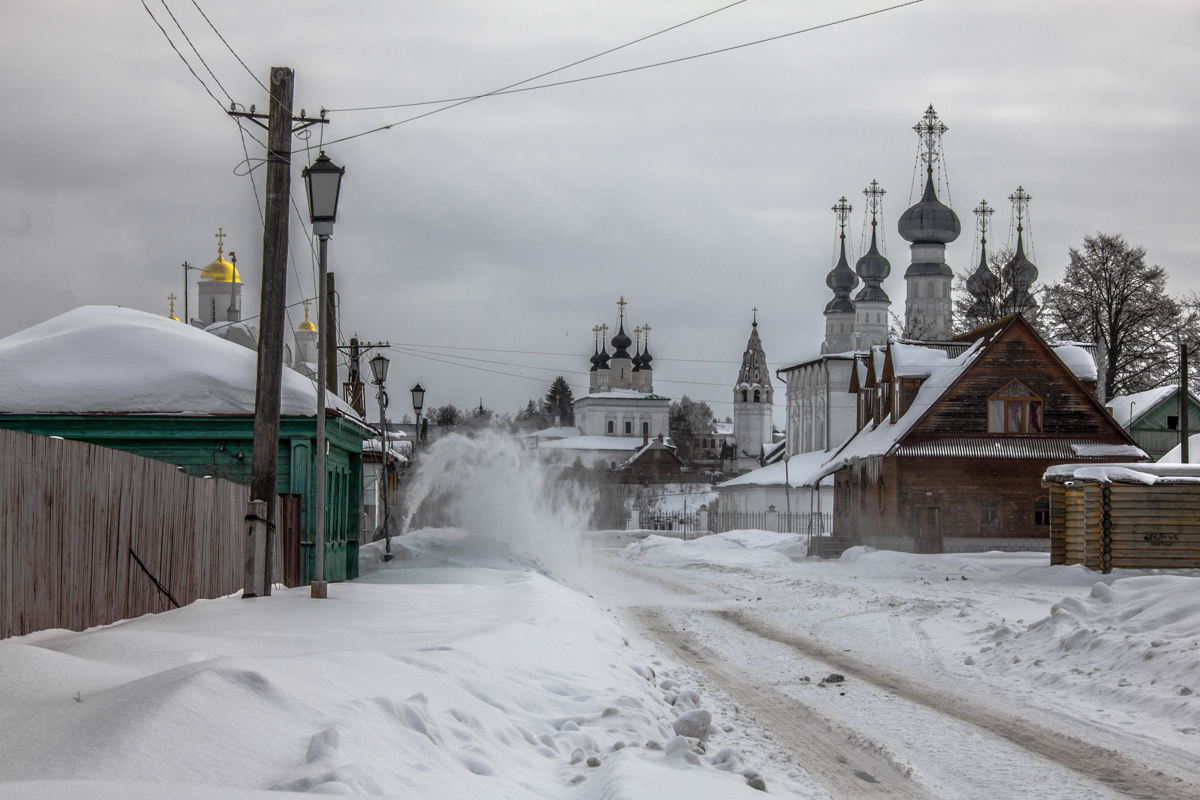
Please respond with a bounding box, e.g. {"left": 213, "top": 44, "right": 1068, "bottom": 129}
{"left": 369, "top": 352, "right": 389, "bottom": 385}
{"left": 411, "top": 383, "right": 425, "bottom": 416}
{"left": 301, "top": 152, "right": 345, "bottom": 237}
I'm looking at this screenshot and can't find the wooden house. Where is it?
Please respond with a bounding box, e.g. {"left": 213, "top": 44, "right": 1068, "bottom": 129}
{"left": 812, "top": 315, "right": 1147, "bottom": 553}
{"left": 625, "top": 434, "right": 685, "bottom": 477}
{"left": 1105, "top": 386, "right": 1200, "bottom": 461}
{"left": 0, "top": 306, "right": 374, "bottom": 583}
{"left": 1043, "top": 463, "right": 1200, "bottom": 570}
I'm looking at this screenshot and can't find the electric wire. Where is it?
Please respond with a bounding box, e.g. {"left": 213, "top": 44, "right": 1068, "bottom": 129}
{"left": 140, "top": 0, "right": 225, "bottom": 112}
{"left": 159, "top": 0, "right": 233, "bottom": 104}
{"left": 328, "top": 0, "right": 751, "bottom": 113}
{"left": 390, "top": 342, "right": 744, "bottom": 364}
{"left": 189, "top": 0, "right": 269, "bottom": 94}
{"left": 308, "top": 0, "right": 926, "bottom": 151}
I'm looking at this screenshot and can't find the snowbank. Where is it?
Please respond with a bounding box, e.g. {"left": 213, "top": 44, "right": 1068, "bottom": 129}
{"left": 0, "top": 306, "right": 358, "bottom": 419}
{"left": 975, "top": 575, "right": 1200, "bottom": 734}
{"left": 0, "top": 532, "right": 768, "bottom": 799}
{"left": 624, "top": 530, "right": 807, "bottom": 568}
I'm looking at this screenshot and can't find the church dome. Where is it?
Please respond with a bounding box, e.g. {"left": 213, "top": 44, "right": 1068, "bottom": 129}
{"left": 610, "top": 322, "right": 632, "bottom": 359}
{"left": 898, "top": 172, "right": 961, "bottom": 245}
{"left": 589, "top": 343, "right": 600, "bottom": 372}
{"left": 854, "top": 224, "right": 891, "bottom": 303}
{"left": 824, "top": 239, "right": 858, "bottom": 314}
{"left": 298, "top": 319, "right": 316, "bottom": 332}
{"left": 201, "top": 254, "right": 241, "bottom": 283}
{"left": 1002, "top": 231, "right": 1038, "bottom": 288}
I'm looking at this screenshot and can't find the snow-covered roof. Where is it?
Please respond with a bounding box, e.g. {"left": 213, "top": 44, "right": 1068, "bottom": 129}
{"left": 520, "top": 425, "right": 580, "bottom": 440}
{"left": 1159, "top": 433, "right": 1200, "bottom": 464}
{"left": 0, "top": 306, "right": 363, "bottom": 421}
{"left": 1107, "top": 386, "right": 1181, "bottom": 428}
{"left": 1051, "top": 344, "right": 1098, "bottom": 381}
{"left": 361, "top": 439, "right": 410, "bottom": 464}
{"left": 534, "top": 435, "right": 648, "bottom": 452}
{"left": 810, "top": 341, "right": 986, "bottom": 482}
{"left": 719, "top": 448, "right": 836, "bottom": 489}
{"left": 579, "top": 389, "right": 670, "bottom": 401}
{"left": 1044, "top": 462, "right": 1200, "bottom": 486}
{"left": 712, "top": 422, "right": 734, "bottom": 436}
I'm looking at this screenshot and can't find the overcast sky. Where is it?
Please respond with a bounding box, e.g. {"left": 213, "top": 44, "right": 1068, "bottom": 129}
{"left": 2, "top": 0, "right": 1198, "bottom": 424}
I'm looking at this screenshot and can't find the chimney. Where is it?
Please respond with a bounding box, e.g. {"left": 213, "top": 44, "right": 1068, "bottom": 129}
{"left": 643, "top": 433, "right": 649, "bottom": 446}
{"left": 657, "top": 433, "right": 664, "bottom": 443}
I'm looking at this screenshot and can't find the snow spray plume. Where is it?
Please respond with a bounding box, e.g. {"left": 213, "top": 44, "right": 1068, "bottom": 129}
{"left": 401, "top": 431, "right": 596, "bottom": 577}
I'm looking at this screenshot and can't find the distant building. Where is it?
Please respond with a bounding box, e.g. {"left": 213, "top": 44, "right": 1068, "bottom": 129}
{"left": 573, "top": 297, "right": 670, "bottom": 446}
{"left": 732, "top": 313, "right": 774, "bottom": 473}
{"left": 1105, "top": 386, "right": 1200, "bottom": 461}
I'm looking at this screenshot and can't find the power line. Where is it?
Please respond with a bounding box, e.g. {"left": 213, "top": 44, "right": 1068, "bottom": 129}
{"left": 392, "top": 341, "right": 745, "bottom": 364}
{"left": 308, "top": 0, "right": 925, "bottom": 151}
{"left": 159, "top": 0, "right": 233, "bottom": 103}
{"left": 327, "top": 0, "right": 750, "bottom": 113}
{"left": 188, "top": 0, "right": 269, "bottom": 94}
{"left": 140, "top": 0, "right": 225, "bottom": 111}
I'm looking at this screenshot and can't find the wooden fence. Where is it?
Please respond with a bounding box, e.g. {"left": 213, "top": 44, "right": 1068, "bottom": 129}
{"left": 1, "top": 428, "right": 253, "bottom": 639}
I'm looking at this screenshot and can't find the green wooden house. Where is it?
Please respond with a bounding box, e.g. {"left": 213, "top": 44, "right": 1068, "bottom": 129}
{"left": 0, "top": 306, "right": 375, "bottom": 583}
{"left": 1107, "top": 385, "right": 1200, "bottom": 461}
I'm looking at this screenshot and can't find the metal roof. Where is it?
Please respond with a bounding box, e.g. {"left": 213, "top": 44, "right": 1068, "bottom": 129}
{"left": 892, "top": 436, "right": 1142, "bottom": 460}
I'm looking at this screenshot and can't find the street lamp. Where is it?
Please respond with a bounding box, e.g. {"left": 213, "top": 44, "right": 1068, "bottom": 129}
{"left": 369, "top": 353, "right": 393, "bottom": 562}
{"left": 781, "top": 452, "right": 792, "bottom": 534}
{"left": 411, "top": 383, "right": 425, "bottom": 451}
{"left": 302, "top": 151, "right": 345, "bottom": 598}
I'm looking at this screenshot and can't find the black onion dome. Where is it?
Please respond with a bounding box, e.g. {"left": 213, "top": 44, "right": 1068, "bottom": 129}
{"left": 589, "top": 342, "right": 600, "bottom": 372}
{"left": 898, "top": 171, "right": 961, "bottom": 245}
{"left": 610, "top": 321, "right": 633, "bottom": 359}
{"left": 640, "top": 341, "right": 653, "bottom": 370}
{"left": 1002, "top": 230, "right": 1038, "bottom": 288}
{"left": 824, "top": 237, "right": 858, "bottom": 314}
{"left": 966, "top": 244, "right": 999, "bottom": 300}
{"left": 854, "top": 225, "right": 891, "bottom": 303}
{"left": 632, "top": 342, "right": 642, "bottom": 372}
{"left": 597, "top": 342, "right": 610, "bottom": 369}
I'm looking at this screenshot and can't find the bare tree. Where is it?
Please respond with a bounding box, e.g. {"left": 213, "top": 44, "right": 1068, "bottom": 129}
{"left": 669, "top": 395, "right": 715, "bottom": 464}
{"left": 1041, "top": 233, "right": 1199, "bottom": 399}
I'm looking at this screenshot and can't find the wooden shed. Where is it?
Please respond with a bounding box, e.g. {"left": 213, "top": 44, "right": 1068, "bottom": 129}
{"left": 1043, "top": 463, "right": 1200, "bottom": 571}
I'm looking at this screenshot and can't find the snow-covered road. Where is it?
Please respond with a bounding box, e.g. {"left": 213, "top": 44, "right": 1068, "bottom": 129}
{"left": 598, "top": 531, "right": 1200, "bottom": 799}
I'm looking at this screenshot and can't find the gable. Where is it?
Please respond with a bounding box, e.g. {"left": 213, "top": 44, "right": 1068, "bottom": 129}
{"left": 1134, "top": 390, "right": 1200, "bottom": 431}
{"left": 910, "top": 317, "right": 1131, "bottom": 440}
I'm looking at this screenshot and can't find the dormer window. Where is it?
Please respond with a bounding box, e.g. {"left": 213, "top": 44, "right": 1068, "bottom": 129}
{"left": 987, "top": 380, "right": 1043, "bottom": 434}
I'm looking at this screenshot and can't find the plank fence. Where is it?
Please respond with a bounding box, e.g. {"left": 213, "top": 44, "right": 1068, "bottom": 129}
{"left": 1, "top": 428, "right": 254, "bottom": 639}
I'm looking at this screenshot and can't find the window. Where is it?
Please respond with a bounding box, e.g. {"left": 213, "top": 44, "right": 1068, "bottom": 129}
{"left": 642, "top": 421, "right": 649, "bottom": 435}
{"left": 1168, "top": 415, "right": 1179, "bottom": 430}
{"left": 1034, "top": 498, "right": 1050, "bottom": 526}
{"left": 607, "top": 420, "right": 614, "bottom": 434}
{"left": 741, "top": 390, "right": 748, "bottom": 403}
{"left": 624, "top": 421, "right": 632, "bottom": 434}
{"left": 987, "top": 380, "right": 1043, "bottom": 433}
{"left": 753, "top": 390, "right": 761, "bottom": 403}
{"left": 981, "top": 500, "right": 999, "bottom": 526}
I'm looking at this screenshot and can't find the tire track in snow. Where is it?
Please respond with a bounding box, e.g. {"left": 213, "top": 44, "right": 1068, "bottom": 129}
{"left": 633, "top": 608, "right": 935, "bottom": 800}
{"left": 720, "top": 610, "right": 1198, "bottom": 800}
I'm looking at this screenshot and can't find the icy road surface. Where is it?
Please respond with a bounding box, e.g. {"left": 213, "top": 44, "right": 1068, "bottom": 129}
{"left": 595, "top": 530, "right": 1200, "bottom": 800}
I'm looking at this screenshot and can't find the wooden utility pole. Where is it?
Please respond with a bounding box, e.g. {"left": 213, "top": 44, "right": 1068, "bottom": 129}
{"left": 244, "top": 66, "right": 295, "bottom": 598}
{"left": 1182, "top": 343, "right": 1190, "bottom": 464}
{"left": 325, "top": 272, "right": 338, "bottom": 393}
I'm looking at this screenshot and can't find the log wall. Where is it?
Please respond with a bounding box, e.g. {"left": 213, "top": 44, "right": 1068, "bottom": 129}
{"left": 1054, "top": 482, "right": 1200, "bottom": 570}
{"left": 0, "top": 428, "right": 257, "bottom": 639}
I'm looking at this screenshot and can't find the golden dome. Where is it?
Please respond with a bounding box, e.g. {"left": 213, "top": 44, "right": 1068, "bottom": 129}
{"left": 298, "top": 299, "right": 316, "bottom": 331}
{"left": 200, "top": 255, "right": 240, "bottom": 283}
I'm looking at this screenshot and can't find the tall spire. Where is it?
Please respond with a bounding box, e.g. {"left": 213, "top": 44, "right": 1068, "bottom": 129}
{"left": 825, "top": 196, "right": 858, "bottom": 313}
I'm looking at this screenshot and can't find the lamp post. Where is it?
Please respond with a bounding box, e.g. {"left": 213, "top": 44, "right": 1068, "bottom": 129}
{"left": 781, "top": 452, "right": 792, "bottom": 534}
{"left": 411, "top": 383, "right": 426, "bottom": 453}
{"left": 302, "top": 151, "right": 345, "bottom": 598}
{"left": 370, "top": 352, "right": 393, "bottom": 562}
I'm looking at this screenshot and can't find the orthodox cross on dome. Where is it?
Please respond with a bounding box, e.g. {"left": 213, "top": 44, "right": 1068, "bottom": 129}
{"left": 167, "top": 293, "right": 177, "bottom": 319}
{"left": 752, "top": 307, "right": 758, "bottom": 326}
{"left": 863, "top": 180, "right": 885, "bottom": 223}
{"left": 642, "top": 324, "right": 650, "bottom": 346}
{"left": 214, "top": 227, "right": 227, "bottom": 255}
{"left": 1008, "top": 186, "right": 1032, "bottom": 233}
{"left": 973, "top": 199, "right": 995, "bottom": 244}
{"left": 600, "top": 323, "right": 609, "bottom": 340}
{"left": 592, "top": 325, "right": 600, "bottom": 346}
{"left": 913, "top": 105, "right": 947, "bottom": 170}
{"left": 832, "top": 196, "right": 852, "bottom": 240}
{"left": 617, "top": 296, "right": 627, "bottom": 321}
{"left": 303, "top": 299, "right": 312, "bottom": 323}
{"left": 634, "top": 325, "right": 643, "bottom": 350}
